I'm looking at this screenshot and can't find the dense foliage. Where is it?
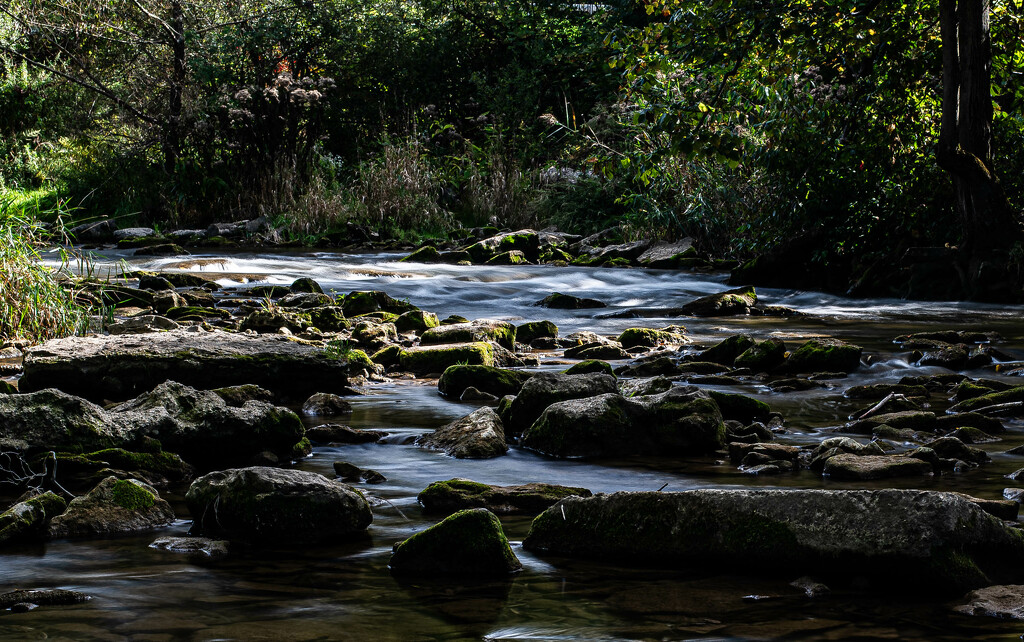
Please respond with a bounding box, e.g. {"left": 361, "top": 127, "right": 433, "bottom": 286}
{"left": 1, "top": 0, "right": 1021, "bottom": 288}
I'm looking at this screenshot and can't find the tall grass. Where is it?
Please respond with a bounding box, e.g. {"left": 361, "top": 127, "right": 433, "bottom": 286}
{"left": 0, "top": 196, "right": 88, "bottom": 343}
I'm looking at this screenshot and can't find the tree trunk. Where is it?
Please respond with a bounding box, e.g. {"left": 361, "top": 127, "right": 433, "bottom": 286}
{"left": 937, "top": 0, "right": 1021, "bottom": 262}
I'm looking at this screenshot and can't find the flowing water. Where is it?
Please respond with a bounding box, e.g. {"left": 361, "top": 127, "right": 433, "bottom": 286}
{"left": 8, "top": 248, "right": 1024, "bottom": 640}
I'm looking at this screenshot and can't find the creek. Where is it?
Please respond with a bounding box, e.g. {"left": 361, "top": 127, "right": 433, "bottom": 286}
{"left": 7, "top": 248, "right": 1024, "bottom": 640}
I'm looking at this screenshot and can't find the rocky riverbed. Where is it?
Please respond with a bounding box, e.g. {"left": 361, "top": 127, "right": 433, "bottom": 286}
{"left": 4, "top": 229, "right": 1024, "bottom": 639}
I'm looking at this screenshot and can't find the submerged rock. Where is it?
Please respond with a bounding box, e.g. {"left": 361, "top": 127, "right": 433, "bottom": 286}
{"left": 389, "top": 508, "right": 521, "bottom": 576}
{"left": 48, "top": 477, "right": 174, "bottom": 538}
{"left": 20, "top": 329, "right": 357, "bottom": 401}
{"left": 417, "top": 407, "right": 508, "bottom": 459}
{"left": 186, "top": 467, "right": 372, "bottom": 545}
{"left": 150, "top": 536, "right": 230, "bottom": 559}
{"left": 535, "top": 293, "right": 606, "bottom": 309}
{"left": 418, "top": 478, "right": 592, "bottom": 516}
{"left": 523, "top": 489, "right": 1024, "bottom": 594}
{"left": 0, "top": 589, "right": 90, "bottom": 609}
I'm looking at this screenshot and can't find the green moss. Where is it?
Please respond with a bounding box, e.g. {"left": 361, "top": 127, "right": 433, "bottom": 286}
{"left": 341, "top": 290, "right": 418, "bottom": 316}
{"left": 422, "top": 321, "right": 516, "bottom": 351}
{"left": 733, "top": 338, "right": 787, "bottom": 371}
{"left": 307, "top": 306, "right": 350, "bottom": 332}
{"left": 927, "top": 547, "right": 988, "bottom": 591}
{"left": 399, "top": 342, "right": 495, "bottom": 374}
{"left": 563, "top": 360, "right": 615, "bottom": 377}
{"left": 601, "top": 257, "right": 632, "bottom": 268}
{"left": 437, "top": 364, "right": 531, "bottom": 398}
{"left": 290, "top": 437, "right": 312, "bottom": 459}
{"left": 389, "top": 508, "right": 521, "bottom": 576}
{"left": 708, "top": 391, "right": 772, "bottom": 424}
{"left": 109, "top": 479, "right": 157, "bottom": 511}
{"left": 371, "top": 344, "right": 403, "bottom": 367}
{"left": 951, "top": 386, "right": 1024, "bottom": 413}
{"left": 485, "top": 250, "right": 529, "bottom": 265}
{"left": 516, "top": 320, "right": 558, "bottom": 343}
{"left": 84, "top": 448, "right": 189, "bottom": 478}
{"left": 395, "top": 310, "right": 440, "bottom": 333}
{"left": 617, "top": 327, "right": 686, "bottom": 348}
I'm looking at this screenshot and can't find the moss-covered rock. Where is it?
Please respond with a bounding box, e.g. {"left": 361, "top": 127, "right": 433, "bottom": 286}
{"left": 352, "top": 321, "right": 399, "bottom": 350}
{"left": 522, "top": 388, "right": 724, "bottom": 458}
{"left": 212, "top": 384, "right": 274, "bottom": 407}
{"left": 0, "top": 492, "right": 67, "bottom": 546}
{"left": 341, "top": 290, "right": 417, "bottom": 317}
{"left": 48, "top": 476, "right": 174, "bottom": 538}
{"left": 186, "top": 467, "right": 372, "bottom": 545}
{"left": 389, "top": 508, "right": 522, "bottom": 576}
{"left": 733, "top": 338, "right": 786, "bottom": 372}
{"left": 165, "top": 306, "right": 232, "bottom": 320}
{"left": 464, "top": 229, "right": 540, "bottom": 263}
{"left": 617, "top": 326, "right": 688, "bottom": 349}
{"left": 486, "top": 250, "right": 530, "bottom": 265}
{"left": 950, "top": 386, "right": 1024, "bottom": 414}
{"left": 708, "top": 391, "right": 772, "bottom": 424}
{"left": 421, "top": 320, "right": 516, "bottom": 351}
{"left": 785, "top": 338, "right": 863, "bottom": 373}
{"left": 400, "top": 246, "right": 443, "bottom": 263}
{"left": 507, "top": 372, "right": 619, "bottom": 435}
{"left": 418, "top": 478, "right": 592, "bottom": 516}
{"left": 306, "top": 306, "right": 350, "bottom": 332}
{"left": 371, "top": 344, "right": 403, "bottom": 368}
{"left": 680, "top": 286, "right": 757, "bottom": 316}
{"left": 516, "top": 320, "right": 559, "bottom": 344}
{"left": 239, "top": 309, "right": 311, "bottom": 333}
{"left": 848, "top": 410, "right": 937, "bottom": 435}
{"left": 697, "top": 334, "right": 755, "bottom": 365}
{"left": 417, "top": 407, "right": 508, "bottom": 459}
{"left": 395, "top": 310, "right": 440, "bottom": 333}
{"left": 437, "top": 365, "right": 532, "bottom": 399}
{"left": 398, "top": 342, "right": 496, "bottom": 374}
{"left": 523, "top": 489, "right": 1024, "bottom": 594}
{"left": 845, "top": 383, "right": 931, "bottom": 400}
{"left": 289, "top": 277, "right": 324, "bottom": 294}
{"left": 564, "top": 343, "right": 630, "bottom": 361}
{"left": 53, "top": 448, "right": 196, "bottom": 489}
{"left": 564, "top": 360, "right": 615, "bottom": 377}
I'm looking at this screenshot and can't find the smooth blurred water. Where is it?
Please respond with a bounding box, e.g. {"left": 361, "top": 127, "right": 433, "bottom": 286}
{"left": 12, "top": 247, "right": 1024, "bottom": 640}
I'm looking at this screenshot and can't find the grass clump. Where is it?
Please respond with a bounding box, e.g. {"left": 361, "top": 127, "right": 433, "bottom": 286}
{"left": 0, "top": 196, "right": 88, "bottom": 343}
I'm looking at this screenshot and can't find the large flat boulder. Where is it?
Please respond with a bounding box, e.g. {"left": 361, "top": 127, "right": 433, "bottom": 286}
{"left": 0, "top": 381, "right": 306, "bottom": 469}
{"left": 523, "top": 489, "right": 1024, "bottom": 594}
{"left": 19, "top": 329, "right": 355, "bottom": 402}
